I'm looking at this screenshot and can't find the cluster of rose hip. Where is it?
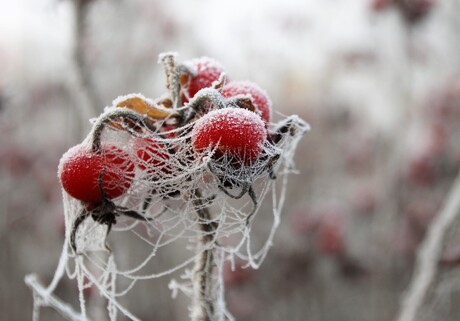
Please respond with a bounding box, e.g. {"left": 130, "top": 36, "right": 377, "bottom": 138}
{"left": 58, "top": 54, "right": 298, "bottom": 253}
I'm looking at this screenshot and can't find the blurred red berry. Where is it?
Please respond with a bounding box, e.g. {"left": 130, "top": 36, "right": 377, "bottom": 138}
{"left": 404, "top": 152, "right": 438, "bottom": 186}
{"left": 0, "top": 145, "right": 33, "bottom": 175}
{"left": 398, "top": 0, "right": 437, "bottom": 22}
{"left": 371, "top": 0, "right": 395, "bottom": 11}
{"left": 315, "top": 208, "right": 346, "bottom": 255}
{"left": 223, "top": 260, "right": 252, "bottom": 287}
{"left": 316, "top": 219, "right": 344, "bottom": 255}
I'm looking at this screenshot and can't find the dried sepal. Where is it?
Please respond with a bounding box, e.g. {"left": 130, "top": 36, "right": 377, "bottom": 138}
{"left": 227, "top": 95, "right": 258, "bottom": 114}
{"left": 211, "top": 72, "right": 227, "bottom": 91}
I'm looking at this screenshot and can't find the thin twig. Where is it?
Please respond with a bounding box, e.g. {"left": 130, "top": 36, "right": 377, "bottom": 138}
{"left": 25, "top": 274, "right": 89, "bottom": 321}
{"left": 396, "top": 171, "right": 460, "bottom": 321}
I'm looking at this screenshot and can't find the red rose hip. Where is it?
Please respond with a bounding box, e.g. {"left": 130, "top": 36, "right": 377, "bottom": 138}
{"left": 221, "top": 81, "right": 272, "bottom": 125}
{"left": 183, "top": 56, "right": 228, "bottom": 100}
{"left": 58, "top": 144, "right": 135, "bottom": 205}
{"left": 133, "top": 137, "right": 170, "bottom": 174}
{"left": 191, "top": 108, "right": 267, "bottom": 164}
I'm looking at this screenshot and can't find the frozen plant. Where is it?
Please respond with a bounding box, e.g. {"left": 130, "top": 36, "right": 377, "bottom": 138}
{"left": 25, "top": 52, "right": 309, "bottom": 321}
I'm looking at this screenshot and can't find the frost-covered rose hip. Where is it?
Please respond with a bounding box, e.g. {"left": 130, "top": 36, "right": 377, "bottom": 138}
{"left": 133, "top": 137, "right": 170, "bottom": 174}
{"left": 58, "top": 144, "right": 135, "bottom": 205}
{"left": 191, "top": 108, "right": 267, "bottom": 164}
{"left": 183, "top": 57, "right": 228, "bottom": 100}
{"left": 221, "top": 81, "right": 272, "bottom": 125}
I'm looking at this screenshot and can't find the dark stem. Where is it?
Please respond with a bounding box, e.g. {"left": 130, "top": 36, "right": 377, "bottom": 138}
{"left": 70, "top": 209, "right": 90, "bottom": 254}
{"left": 90, "top": 108, "right": 156, "bottom": 152}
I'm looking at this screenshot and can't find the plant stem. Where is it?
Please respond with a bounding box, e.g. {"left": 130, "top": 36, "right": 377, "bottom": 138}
{"left": 161, "top": 53, "right": 220, "bottom": 320}
{"left": 159, "top": 53, "right": 183, "bottom": 110}
{"left": 191, "top": 189, "right": 217, "bottom": 321}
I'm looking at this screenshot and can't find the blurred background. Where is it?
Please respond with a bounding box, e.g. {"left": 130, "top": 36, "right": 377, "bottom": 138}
{"left": 2, "top": 0, "right": 460, "bottom": 320}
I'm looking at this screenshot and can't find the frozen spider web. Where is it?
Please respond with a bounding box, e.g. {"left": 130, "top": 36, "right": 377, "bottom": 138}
{"left": 25, "top": 101, "right": 309, "bottom": 321}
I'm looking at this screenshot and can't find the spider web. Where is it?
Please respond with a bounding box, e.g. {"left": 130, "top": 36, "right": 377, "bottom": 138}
{"left": 25, "top": 100, "right": 308, "bottom": 321}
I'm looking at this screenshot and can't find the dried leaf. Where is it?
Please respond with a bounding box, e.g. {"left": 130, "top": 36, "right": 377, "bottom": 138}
{"left": 156, "top": 96, "right": 174, "bottom": 109}
{"left": 116, "top": 96, "right": 174, "bottom": 119}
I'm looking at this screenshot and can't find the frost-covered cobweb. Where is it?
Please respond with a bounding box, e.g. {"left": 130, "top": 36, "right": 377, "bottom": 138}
{"left": 25, "top": 56, "right": 309, "bottom": 321}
